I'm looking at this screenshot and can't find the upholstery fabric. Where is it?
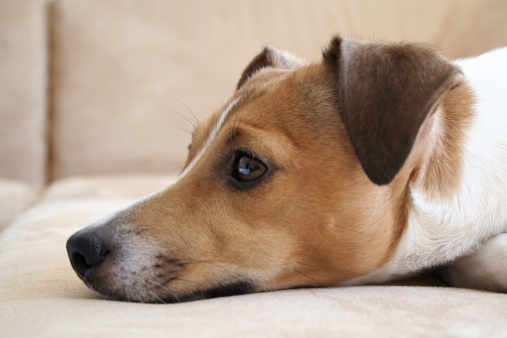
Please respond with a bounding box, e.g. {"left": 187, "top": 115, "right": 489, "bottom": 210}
{"left": 0, "top": 179, "right": 39, "bottom": 230}
{"left": 1, "top": 0, "right": 507, "bottom": 336}
{"left": 1, "top": 176, "right": 506, "bottom": 337}
{"left": 50, "top": 0, "right": 507, "bottom": 180}
{"left": 0, "top": 0, "right": 47, "bottom": 185}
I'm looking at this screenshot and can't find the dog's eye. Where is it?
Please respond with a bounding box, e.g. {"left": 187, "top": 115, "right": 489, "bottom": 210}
{"left": 233, "top": 153, "right": 267, "bottom": 182}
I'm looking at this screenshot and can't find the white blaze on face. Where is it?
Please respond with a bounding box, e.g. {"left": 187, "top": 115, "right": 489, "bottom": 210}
{"left": 124, "top": 97, "right": 241, "bottom": 212}
{"left": 176, "top": 97, "right": 241, "bottom": 183}
{"left": 101, "top": 97, "right": 241, "bottom": 301}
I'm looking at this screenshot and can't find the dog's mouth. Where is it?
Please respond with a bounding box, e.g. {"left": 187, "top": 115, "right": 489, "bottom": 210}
{"left": 66, "top": 225, "right": 260, "bottom": 303}
{"left": 87, "top": 277, "right": 255, "bottom": 303}
{"left": 74, "top": 255, "right": 257, "bottom": 303}
{"left": 167, "top": 281, "right": 255, "bottom": 303}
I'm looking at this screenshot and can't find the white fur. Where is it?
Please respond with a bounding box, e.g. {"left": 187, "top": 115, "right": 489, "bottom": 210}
{"left": 177, "top": 97, "right": 240, "bottom": 182}
{"left": 441, "top": 233, "right": 507, "bottom": 291}
{"left": 344, "top": 48, "right": 507, "bottom": 286}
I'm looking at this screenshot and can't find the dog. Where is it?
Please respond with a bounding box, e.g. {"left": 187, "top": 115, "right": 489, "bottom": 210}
{"left": 66, "top": 36, "right": 507, "bottom": 303}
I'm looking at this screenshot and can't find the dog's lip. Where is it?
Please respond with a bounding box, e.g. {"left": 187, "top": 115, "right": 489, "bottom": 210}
{"left": 84, "top": 268, "right": 255, "bottom": 303}
{"left": 167, "top": 281, "right": 255, "bottom": 303}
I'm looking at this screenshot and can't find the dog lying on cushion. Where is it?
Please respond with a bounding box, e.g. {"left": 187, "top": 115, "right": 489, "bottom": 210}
{"left": 67, "top": 36, "right": 507, "bottom": 303}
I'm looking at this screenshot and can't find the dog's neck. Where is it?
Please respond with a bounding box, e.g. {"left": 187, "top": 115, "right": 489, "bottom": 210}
{"left": 344, "top": 48, "right": 507, "bottom": 285}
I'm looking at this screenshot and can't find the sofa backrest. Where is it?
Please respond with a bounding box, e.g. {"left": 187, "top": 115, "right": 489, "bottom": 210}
{"left": 4, "top": 0, "right": 507, "bottom": 182}
{"left": 50, "top": 0, "right": 507, "bottom": 180}
{"left": 0, "top": 0, "right": 47, "bottom": 185}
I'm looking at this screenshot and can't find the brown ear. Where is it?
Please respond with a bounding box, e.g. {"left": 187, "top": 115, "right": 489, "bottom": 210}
{"left": 323, "top": 36, "right": 463, "bottom": 185}
{"left": 237, "top": 46, "right": 304, "bottom": 90}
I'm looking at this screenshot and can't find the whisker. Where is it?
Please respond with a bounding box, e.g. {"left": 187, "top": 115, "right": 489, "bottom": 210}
{"left": 142, "top": 279, "right": 166, "bottom": 304}
{"left": 145, "top": 278, "right": 180, "bottom": 303}
{"left": 132, "top": 257, "right": 234, "bottom": 303}
{"left": 177, "top": 127, "right": 193, "bottom": 136}
{"left": 172, "top": 110, "right": 198, "bottom": 130}
{"left": 293, "top": 268, "right": 321, "bottom": 283}
{"left": 150, "top": 290, "right": 166, "bottom": 304}
{"left": 146, "top": 286, "right": 167, "bottom": 304}
{"left": 169, "top": 97, "right": 200, "bottom": 126}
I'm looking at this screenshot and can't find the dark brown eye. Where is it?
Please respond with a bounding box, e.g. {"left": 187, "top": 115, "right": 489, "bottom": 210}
{"left": 233, "top": 154, "right": 267, "bottom": 182}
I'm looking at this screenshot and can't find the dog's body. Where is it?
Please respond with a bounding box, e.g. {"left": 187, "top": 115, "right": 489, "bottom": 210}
{"left": 346, "top": 48, "right": 507, "bottom": 289}
{"left": 67, "top": 37, "right": 507, "bottom": 303}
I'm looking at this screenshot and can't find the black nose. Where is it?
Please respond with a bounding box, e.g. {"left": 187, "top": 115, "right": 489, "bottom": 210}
{"left": 66, "top": 230, "right": 111, "bottom": 278}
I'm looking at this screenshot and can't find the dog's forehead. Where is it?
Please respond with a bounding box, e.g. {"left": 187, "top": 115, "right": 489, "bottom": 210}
{"left": 188, "top": 62, "right": 331, "bottom": 165}
{"left": 232, "top": 63, "right": 328, "bottom": 115}
{"left": 195, "top": 68, "right": 297, "bottom": 134}
{"left": 240, "top": 67, "right": 297, "bottom": 93}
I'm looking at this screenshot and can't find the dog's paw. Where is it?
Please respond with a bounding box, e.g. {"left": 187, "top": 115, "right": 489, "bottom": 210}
{"left": 439, "top": 233, "right": 507, "bottom": 293}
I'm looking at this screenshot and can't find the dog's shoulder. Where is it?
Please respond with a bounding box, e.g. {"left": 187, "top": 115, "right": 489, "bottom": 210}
{"left": 455, "top": 47, "right": 507, "bottom": 102}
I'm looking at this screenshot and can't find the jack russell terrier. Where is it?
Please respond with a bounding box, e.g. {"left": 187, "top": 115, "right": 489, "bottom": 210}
{"left": 67, "top": 36, "right": 507, "bottom": 303}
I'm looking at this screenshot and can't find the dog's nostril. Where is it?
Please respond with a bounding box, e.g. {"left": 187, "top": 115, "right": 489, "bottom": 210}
{"left": 71, "top": 252, "right": 93, "bottom": 276}
{"left": 66, "top": 231, "right": 111, "bottom": 278}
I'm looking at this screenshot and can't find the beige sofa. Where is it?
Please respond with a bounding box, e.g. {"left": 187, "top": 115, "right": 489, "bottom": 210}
{"left": 1, "top": 0, "right": 507, "bottom": 336}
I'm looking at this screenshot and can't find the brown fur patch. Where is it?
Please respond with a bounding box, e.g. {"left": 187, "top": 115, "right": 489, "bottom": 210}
{"left": 414, "top": 83, "right": 476, "bottom": 198}
{"left": 323, "top": 37, "right": 463, "bottom": 185}
{"left": 67, "top": 36, "right": 475, "bottom": 303}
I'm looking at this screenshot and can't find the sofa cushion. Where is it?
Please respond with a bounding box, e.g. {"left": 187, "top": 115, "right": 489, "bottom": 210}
{"left": 0, "top": 178, "right": 39, "bottom": 230}
{"left": 2, "top": 286, "right": 507, "bottom": 337}
{"left": 50, "top": 0, "right": 507, "bottom": 180}
{"left": 1, "top": 175, "right": 507, "bottom": 336}
{"left": 0, "top": 175, "right": 176, "bottom": 299}
{"left": 0, "top": 0, "right": 47, "bottom": 185}
{"left": 43, "top": 174, "right": 178, "bottom": 201}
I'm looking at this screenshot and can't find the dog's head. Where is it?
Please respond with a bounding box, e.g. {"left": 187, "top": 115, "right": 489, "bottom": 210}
{"left": 67, "top": 36, "right": 463, "bottom": 302}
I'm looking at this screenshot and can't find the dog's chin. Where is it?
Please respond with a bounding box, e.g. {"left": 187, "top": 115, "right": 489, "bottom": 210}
{"left": 87, "top": 279, "right": 256, "bottom": 304}
{"left": 168, "top": 281, "right": 255, "bottom": 303}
